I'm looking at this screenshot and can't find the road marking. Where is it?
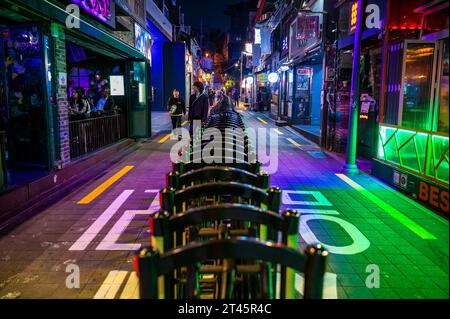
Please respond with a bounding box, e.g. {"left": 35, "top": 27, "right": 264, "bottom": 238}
{"left": 283, "top": 190, "right": 333, "bottom": 206}
{"left": 94, "top": 270, "right": 129, "bottom": 299}
{"left": 181, "top": 121, "right": 188, "bottom": 127}
{"left": 145, "top": 189, "right": 160, "bottom": 194}
{"left": 78, "top": 166, "right": 134, "bottom": 205}
{"left": 70, "top": 190, "right": 134, "bottom": 251}
{"left": 257, "top": 117, "right": 268, "bottom": 125}
{"left": 158, "top": 133, "right": 172, "bottom": 144}
{"left": 295, "top": 272, "right": 338, "bottom": 299}
{"left": 336, "top": 174, "right": 437, "bottom": 240}
{"left": 287, "top": 138, "right": 302, "bottom": 148}
{"left": 96, "top": 193, "right": 160, "bottom": 251}
{"left": 274, "top": 129, "right": 284, "bottom": 135}
{"left": 120, "top": 272, "right": 139, "bottom": 299}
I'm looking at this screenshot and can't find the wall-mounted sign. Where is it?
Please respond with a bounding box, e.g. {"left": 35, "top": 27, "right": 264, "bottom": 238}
{"left": 71, "top": 0, "right": 116, "bottom": 28}
{"left": 289, "top": 14, "right": 321, "bottom": 60}
{"left": 255, "top": 28, "right": 262, "bottom": 45}
{"left": 268, "top": 72, "right": 279, "bottom": 83}
{"left": 134, "top": 23, "right": 152, "bottom": 63}
{"left": 110, "top": 75, "right": 125, "bottom": 96}
{"left": 349, "top": 1, "right": 358, "bottom": 34}
{"left": 59, "top": 72, "right": 67, "bottom": 87}
{"left": 257, "top": 73, "right": 268, "bottom": 83}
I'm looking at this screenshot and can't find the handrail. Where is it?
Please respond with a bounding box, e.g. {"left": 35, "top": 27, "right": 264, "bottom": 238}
{"left": 180, "top": 166, "right": 259, "bottom": 184}
{"left": 174, "top": 181, "right": 269, "bottom": 203}
{"left": 136, "top": 238, "right": 328, "bottom": 299}
{"left": 167, "top": 204, "right": 284, "bottom": 232}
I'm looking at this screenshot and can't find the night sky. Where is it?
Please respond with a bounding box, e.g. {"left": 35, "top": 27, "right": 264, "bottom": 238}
{"left": 178, "top": 0, "right": 243, "bottom": 32}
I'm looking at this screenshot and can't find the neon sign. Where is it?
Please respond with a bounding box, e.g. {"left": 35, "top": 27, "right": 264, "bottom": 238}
{"left": 349, "top": 1, "right": 358, "bottom": 33}
{"left": 71, "top": 0, "right": 115, "bottom": 26}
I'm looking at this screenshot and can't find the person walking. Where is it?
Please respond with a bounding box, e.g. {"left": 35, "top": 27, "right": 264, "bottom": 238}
{"left": 188, "top": 81, "right": 209, "bottom": 136}
{"left": 167, "top": 89, "right": 186, "bottom": 131}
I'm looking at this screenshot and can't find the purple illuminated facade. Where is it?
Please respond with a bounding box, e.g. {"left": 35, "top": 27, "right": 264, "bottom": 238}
{"left": 71, "top": 0, "right": 115, "bottom": 27}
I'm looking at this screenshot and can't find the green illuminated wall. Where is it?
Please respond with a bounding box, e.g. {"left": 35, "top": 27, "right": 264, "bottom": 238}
{"left": 378, "top": 125, "right": 449, "bottom": 185}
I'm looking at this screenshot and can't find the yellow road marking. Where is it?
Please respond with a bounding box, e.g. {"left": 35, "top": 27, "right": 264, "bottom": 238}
{"left": 158, "top": 133, "right": 172, "bottom": 144}
{"left": 287, "top": 138, "right": 302, "bottom": 148}
{"left": 78, "top": 166, "right": 134, "bottom": 205}
{"left": 181, "top": 121, "right": 188, "bottom": 127}
{"left": 257, "top": 117, "right": 268, "bottom": 125}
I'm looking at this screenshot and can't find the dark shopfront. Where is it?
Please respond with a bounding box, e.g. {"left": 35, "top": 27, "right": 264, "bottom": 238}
{"left": 0, "top": 0, "right": 149, "bottom": 190}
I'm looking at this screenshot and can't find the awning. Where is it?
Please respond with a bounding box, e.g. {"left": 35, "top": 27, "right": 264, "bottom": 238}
{"left": 6, "top": 0, "right": 146, "bottom": 60}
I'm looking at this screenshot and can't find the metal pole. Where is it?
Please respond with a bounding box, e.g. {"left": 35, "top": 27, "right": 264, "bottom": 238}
{"left": 343, "top": 0, "right": 365, "bottom": 175}
{"left": 240, "top": 52, "right": 244, "bottom": 104}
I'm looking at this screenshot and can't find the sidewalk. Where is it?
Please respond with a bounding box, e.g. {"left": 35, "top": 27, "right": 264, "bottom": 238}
{"left": 0, "top": 110, "right": 447, "bottom": 299}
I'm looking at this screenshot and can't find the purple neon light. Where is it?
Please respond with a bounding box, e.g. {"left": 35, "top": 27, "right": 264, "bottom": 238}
{"left": 71, "top": 0, "right": 112, "bottom": 23}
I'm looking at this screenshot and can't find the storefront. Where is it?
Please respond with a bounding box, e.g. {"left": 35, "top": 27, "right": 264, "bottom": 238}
{"left": 335, "top": 0, "right": 386, "bottom": 156}
{"left": 288, "top": 9, "right": 324, "bottom": 137}
{"left": 0, "top": 0, "right": 149, "bottom": 186}
{"left": 373, "top": 0, "right": 449, "bottom": 216}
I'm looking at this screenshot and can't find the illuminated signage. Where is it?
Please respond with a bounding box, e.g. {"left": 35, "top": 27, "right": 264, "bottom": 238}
{"left": 349, "top": 1, "right": 358, "bottom": 34}
{"left": 268, "top": 72, "right": 279, "bottom": 83}
{"left": 71, "top": 0, "right": 115, "bottom": 27}
{"left": 134, "top": 23, "right": 152, "bottom": 63}
{"left": 255, "top": 28, "right": 261, "bottom": 44}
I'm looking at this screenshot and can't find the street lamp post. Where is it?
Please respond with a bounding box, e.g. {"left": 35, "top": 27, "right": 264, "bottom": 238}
{"left": 343, "top": 0, "right": 365, "bottom": 175}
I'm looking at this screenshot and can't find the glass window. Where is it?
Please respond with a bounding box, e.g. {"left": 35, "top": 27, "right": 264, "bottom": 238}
{"left": 401, "top": 42, "right": 435, "bottom": 130}
{"left": 438, "top": 40, "right": 449, "bottom": 133}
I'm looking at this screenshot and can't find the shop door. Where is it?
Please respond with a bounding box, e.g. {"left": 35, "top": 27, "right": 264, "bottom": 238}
{"left": 293, "top": 67, "right": 312, "bottom": 124}
{"left": 128, "top": 60, "right": 149, "bottom": 138}
{"left": 1, "top": 25, "right": 52, "bottom": 170}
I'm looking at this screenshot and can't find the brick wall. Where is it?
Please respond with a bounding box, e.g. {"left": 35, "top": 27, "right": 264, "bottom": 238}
{"left": 53, "top": 24, "right": 71, "bottom": 168}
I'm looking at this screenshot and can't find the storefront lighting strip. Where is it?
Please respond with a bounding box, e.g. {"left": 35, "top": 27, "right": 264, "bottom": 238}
{"left": 336, "top": 174, "right": 437, "bottom": 240}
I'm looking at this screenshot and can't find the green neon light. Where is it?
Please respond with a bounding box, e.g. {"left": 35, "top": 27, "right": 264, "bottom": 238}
{"left": 378, "top": 125, "right": 449, "bottom": 184}
{"left": 337, "top": 174, "right": 437, "bottom": 240}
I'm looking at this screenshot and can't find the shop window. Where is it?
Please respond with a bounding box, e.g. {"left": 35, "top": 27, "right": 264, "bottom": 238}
{"left": 401, "top": 42, "right": 435, "bottom": 130}
{"left": 69, "top": 67, "right": 92, "bottom": 96}
{"left": 438, "top": 40, "right": 449, "bottom": 133}
{"left": 422, "top": 9, "right": 449, "bottom": 37}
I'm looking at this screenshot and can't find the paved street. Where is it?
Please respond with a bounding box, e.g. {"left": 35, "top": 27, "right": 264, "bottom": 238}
{"left": 0, "top": 111, "right": 448, "bottom": 299}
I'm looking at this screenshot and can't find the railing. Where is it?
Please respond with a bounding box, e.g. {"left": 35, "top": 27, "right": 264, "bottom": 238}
{"left": 69, "top": 114, "right": 126, "bottom": 159}
{"left": 378, "top": 124, "right": 449, "bottom": 185}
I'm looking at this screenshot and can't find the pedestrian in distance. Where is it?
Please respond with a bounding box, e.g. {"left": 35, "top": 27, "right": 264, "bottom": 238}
{"left": 167, "top": 88, "right": 186, "bottom": 131}
{"left": 188, "top": 81, "right": 209, "bottom": 136}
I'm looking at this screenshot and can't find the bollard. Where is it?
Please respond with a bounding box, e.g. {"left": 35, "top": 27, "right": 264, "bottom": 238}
{"left": 136, "top": 247, "right": 161, "bottom": 299}
{"left": 173, "top": 161, "right": 185, "bottom": 174}
{"left": 281, "top": 210, "right": 300, "bottom": 299}
{"left": 251, "top": 161, "right": 262, "bottom": 174}
{"left": 151, "top": 210, "right": 171, "bottom": 252}
{"left": 160, "top": 187, "right": 175, "bottom": 215}
{"left": 266, "top": 187, "right": 282, "bottom": 213}
{"left": 166, "top": 171, "right": 180, "bottom": 189}
{"left": 304, "top": 244, "right": 328, "bottom": 299}
{"left": 257, "top": 172, "right": 271, "bottom": 190}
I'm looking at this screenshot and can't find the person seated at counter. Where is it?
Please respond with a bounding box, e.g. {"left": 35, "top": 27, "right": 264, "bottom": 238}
{"left": 94, "top": 86, "right": 115, "bottom": 114}
{"left": 69, "top": 87, "right": 91, "bottom": 120}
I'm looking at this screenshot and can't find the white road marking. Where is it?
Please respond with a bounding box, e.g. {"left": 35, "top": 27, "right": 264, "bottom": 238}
{"left": 145, "top": 189, "right": 160, "bottom": 194}
{"left": 93, "top": 270, "right": 129, "bottom": 299}
{"left": 282, "top": 190, "right": 333, "bottom": 206}
{"left": 69, "top": 190, "right": 134, "bottom": 251}
{"left": 96, "top": 193, "right": 161, "bottom": 251}
{"left": 295, "top": 272, "right": 338, "bottom": 299}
